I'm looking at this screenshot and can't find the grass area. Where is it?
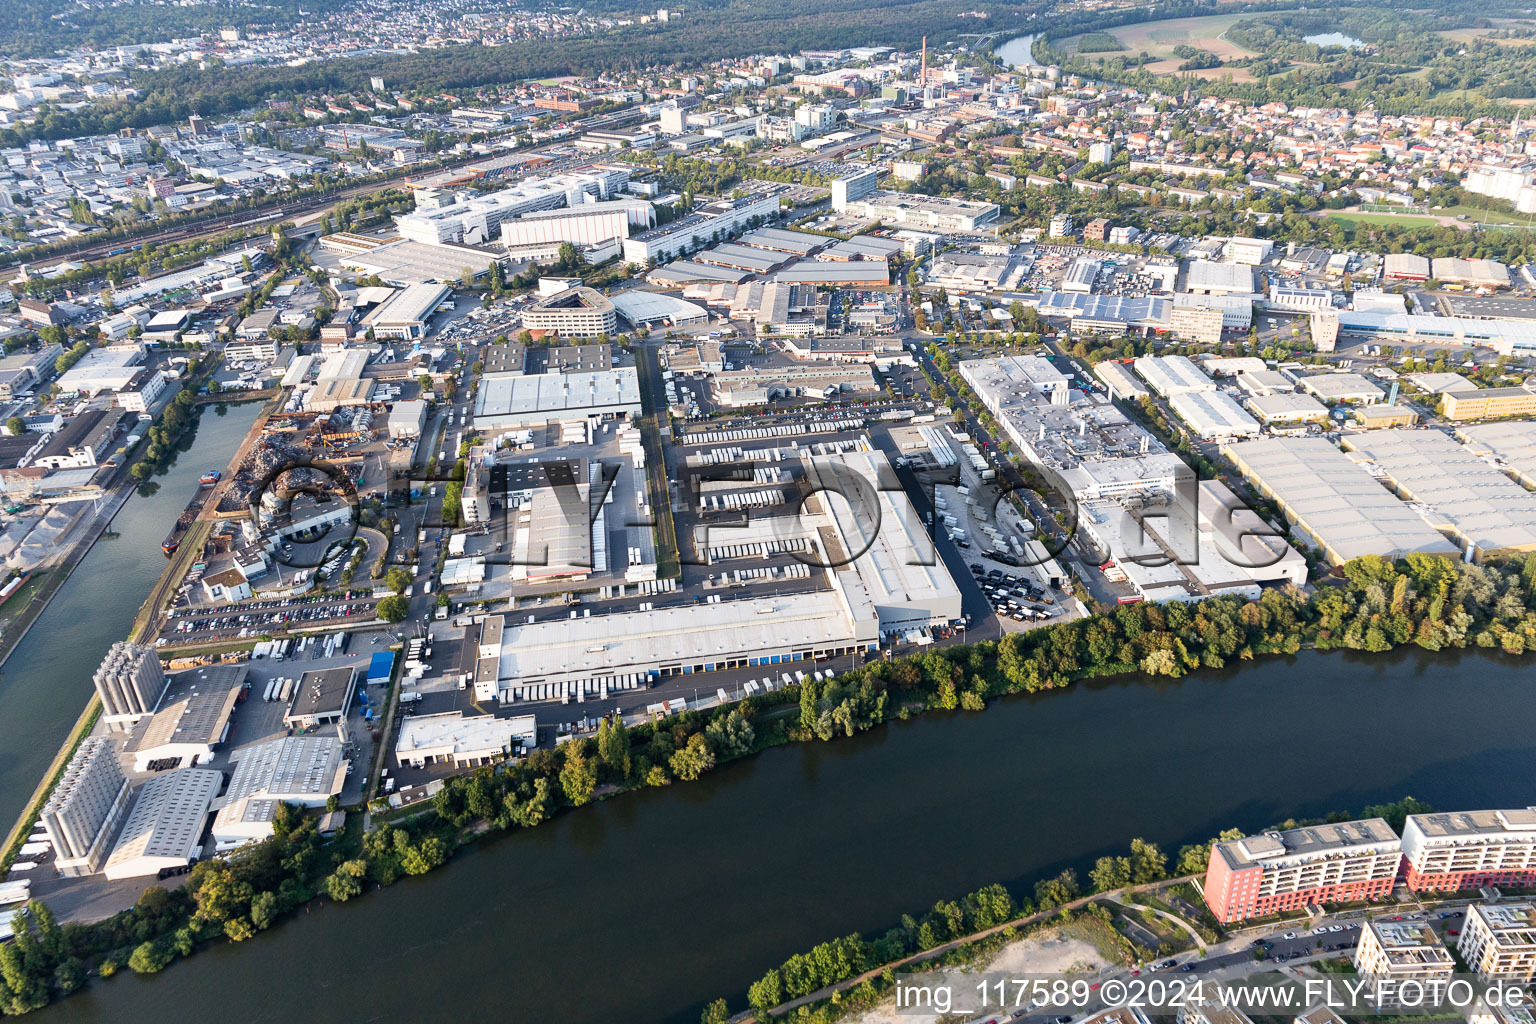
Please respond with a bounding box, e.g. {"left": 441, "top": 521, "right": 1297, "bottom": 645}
{"left": 1437, "top": 204, "right": 1536, "bottom": 229}
{"left": 1061, "top": 13, "right": 1257, "bottom": 61}
{"left": 1327, "top": 210, "right": 1438, "bottom": 230}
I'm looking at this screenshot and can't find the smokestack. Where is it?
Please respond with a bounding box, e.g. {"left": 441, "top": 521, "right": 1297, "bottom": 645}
{"left": 921, "top": 36, "right": 928, "bottom": 89}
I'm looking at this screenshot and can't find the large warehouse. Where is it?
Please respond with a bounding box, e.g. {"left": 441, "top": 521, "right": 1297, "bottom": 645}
{"left": 473, "top": 367, "right": 641, "bottom": 431}
{"left": 1223, "top": 437, "right": 1460, "bottom": 564}
{"left": 212, "top": 735, "right": 348, "bottom": 851}
{"left": 1342, "top": 429, "right": 1536, "bottom": 560}
{"left": 102, "top": 768, "right": 223, "bottom": 880}
{"left": 1134, "top": 355, "right": 1215, "bottom": 396}
{"left": 1169, "top": 390, "right": 1261, "bottom": 439}
{"left": 483, "top": 443, "right": 959, "bottom": 702}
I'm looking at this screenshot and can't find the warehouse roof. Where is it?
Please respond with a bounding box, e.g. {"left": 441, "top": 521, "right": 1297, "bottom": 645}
{"left": 474, "top": 367, "right": 641, "bottom": 421}
{"left": 104, "top": 768, "right": 221, "bottom": 873}
{"left": 1185, "top": 260, "right": 1255, "bottom": 294}
{"left": 773, "top": 259, "right": 890, "bottom": 285}
{"left": 737, "top": 227, "right": 826, "bottom": 256}
{"left": 1169, "top": 390, "right": 1261, "bottom": 438}
{"left": 1223, "top": 437, "right": 1459, "bottom": 563}
{"left": 1343, "top": 429, "right": 1536, "bottom": 556}
{"left": 1246, "top": 392, "right": 1328, "bottom": 422}
{"left": 1298, "top": 372, "right": 1384, "bottom": 403}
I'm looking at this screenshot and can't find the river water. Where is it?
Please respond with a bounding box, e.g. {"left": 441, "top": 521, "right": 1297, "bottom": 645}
{"left": 996, "top": 34, "right": 1040, "bottom": 69}
{"left": 40, "top": 645, "right": 1536, "bottom": 1024}
{"left": 0, "top": 402, "right": 263, "bottom": 830}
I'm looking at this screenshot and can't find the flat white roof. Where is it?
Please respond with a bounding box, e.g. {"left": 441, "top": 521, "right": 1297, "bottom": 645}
{"left": 474, "top": 367, "right": 641, "bottom": 423}
{"left": 1134, "top": 354, "right": 1215, "bottom": 396}
{"left": 1169, "top": 390, "right": 1261, "bottom": 438}
{"left": 1344, "top": 429, "right": 1536, "bottom": 555}
{"left": 396, "top": 712, "right": 535, "bottom": 759}
{"left": 1224, "top": 437, "right": 1459, "bottom": 562}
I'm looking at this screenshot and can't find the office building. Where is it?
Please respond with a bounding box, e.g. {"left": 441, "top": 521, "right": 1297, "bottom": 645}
{"left": 1170, "top": 304, "right": 1225, "bottom": 345}
{"left": 621, "top": 191, "right": 778, "bottom": 264}
{"left": 1202, "top": 818, "right": 1401, "bottom": 922}
{"left": 1460, "top": 903, "right": 1536, "bottom": 983}
{"left": 1353, "top": 918, "right": 1454, "bottom": 998}
{"left": 1401, "top": 808, "right": 1536, "bottom": 892}
{"left": 830, "top": 167, "right": 879, "bottom": 212}
{"left": 1442, "top": 386, "right": 1536, "bottom": 421}
{"left": 41, "top": 737, "right": 130, "bottom": 876}
{"left": 520, "top": 287, "right": 618, "bottom": 337}
{"left": 93, "top": 641, "right": 167, "bottom": 731}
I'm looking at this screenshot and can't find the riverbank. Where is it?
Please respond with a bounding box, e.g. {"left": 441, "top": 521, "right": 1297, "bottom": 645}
{"left": 12, "top": 555, "right": 1536, "bottom": 1022}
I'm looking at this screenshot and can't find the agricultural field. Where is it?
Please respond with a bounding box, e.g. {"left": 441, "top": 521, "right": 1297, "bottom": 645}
{"left": 1058, "top": 13, "right": 1257, "bottom": 60}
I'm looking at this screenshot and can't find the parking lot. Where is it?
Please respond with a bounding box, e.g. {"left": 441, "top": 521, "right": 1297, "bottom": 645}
{"left": 166, "top": 590, "right": 382, "bottom": 644}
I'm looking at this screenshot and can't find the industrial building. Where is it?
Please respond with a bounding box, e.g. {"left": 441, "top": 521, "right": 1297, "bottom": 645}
{"left": 1245, "top": 392, "right": 1329, "bottom": 427}
{"left": 498, "top": 203, "right": 646, "bottom": 248}
{"left": 1184, "top": 260, "right": 1256, "bottom": 296}
{"left": 1223, "top": 437, "right": 1460, "bottom": 564}
{"left": 1201, "top": 818, "right": 1402, "bottom": 923}
{"left": 1342, "top": 429, "right": 1536, "bottom": 559}
{"left": 1320, "top": 310, "right": 1536, "bottom": 358}
{"left": 1384, "top": 253, "right": 1431, "bottom": 281}
{"left": 395, "top": 712, "right": 537, "bottom": 768}
{"left": 772, "top": 259, "right": 890, "bottom": 288}
{"left": 1354, "top": 405, "right": 1419, "bottom": 429}
{"left": 41, "top": 737, "right": 129, "bottom": 877}
{"left": 1459, "top": 903, "right": 1536, "bottom": 983}
{"left": 359, "top": 282, "right": 451, "bottom": 339}
{"left": 1093, "top": 360, "right": 1148, "bottom": 401}
{"left": 1459, "top": 421, "right": 1536, "bottom": 488}
{"left": 211, "top": 735, "right": 348, "bottom": 851}
{"left": 93, "top": 641, "right": 168, "bottom": 732}
{"left": 1168, "top": 390, "right": 1261, "bottom": 439}
{"left": 101, "top": 768, "right": 222, "bottom": 880}
{"left": 473, "top": 367, "right": 642, "bottom": 431}
{"left": 1297, "top": 372, "right": 1384, "bottom": 405}
{"left": 122, "top": 665, "right": 245, "bottom": 772}
{"left": 520, "top": 286, "right": 619, "bottom": 337}
{"left": 708, "top": 364, "right": 877, "bottom": 407}
{"left": 836, "top": 191, "right": 999, "bottom": 232}
{"left": 1133, "top": 355, "right": 1215, "bottom": 397}
{"left": 283, "top": 667, "right": 358, "bottom": 729}
{"left": 1401, "top": 807, "right": 1536, "bottom": 892}
{"left": 342, "top": 240, "right": 505, "bottom": 287}
{"left": 608, "top": 291, "right": 708, "bottom": 330}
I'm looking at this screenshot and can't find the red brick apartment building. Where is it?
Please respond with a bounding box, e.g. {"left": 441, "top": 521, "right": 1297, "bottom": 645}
{"left": 1203, "top": 819, "right": 1402, "bottom": 923}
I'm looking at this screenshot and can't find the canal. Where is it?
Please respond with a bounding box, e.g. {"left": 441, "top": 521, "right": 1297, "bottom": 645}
{"left": 0, "top": 402, "right": 264, "bottom": 831}
{"left": 41, "top": 645, "right": 1536, "bottom": 1024}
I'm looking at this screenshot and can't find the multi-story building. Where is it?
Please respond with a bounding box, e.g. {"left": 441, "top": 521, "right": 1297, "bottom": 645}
{"left": 520, "top": 287, "right": 619, "bottom": 337}
{"left": 93, "top": 641, "right": 167, "bottom": 731}
{"left": 1441, "top": 387, "right": 1536, "bottom": 421}
{"left": 1401, "top": 808, "right": 1536, "bottom": 891}
{"left": 620, "top": 190, "right": 778, "bottom": 264}
{"left": 41, "top": 737, "right": 130, "bottom": 876}
{"left": 1202, "top": 819, "right": 1402, "bottom": 923}
{"left": 830, "top": 167, "right": 879, "bottom": 212}
{"left": 1352, "top": 918, "right": 1454, "bottom": 996}
{"left": 1459, "top": 903, "right": 1536, "bottom": 983}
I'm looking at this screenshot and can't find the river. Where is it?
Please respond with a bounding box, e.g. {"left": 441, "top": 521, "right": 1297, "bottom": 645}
{"left": 0, "top": 402, "right": 263, "bottom": 831}
{"left": 40, "top": 645, "right": 1536, "bottom": 1024}
{"left": 995, "top": 34, "right": 1040, "bottom": 69}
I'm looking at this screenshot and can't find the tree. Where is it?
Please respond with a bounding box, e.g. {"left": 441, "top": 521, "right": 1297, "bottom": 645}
{"left": 669, "top": 734, "right": 715, "bottom": 781}
{"left": 128, "top": 940, "right": 175, "bottom": 974}
{"left": 1090, "top": 855, "right": 1132, "bottom": 892}
{"left": 748, "top": 971, "right": 783, "bottom": 1013}
{"left": 5, "top": 417, "right": 23, "bottom": 436}
{"left": 386, "top": 567, "right": 412, "bottom": 594}
{"left": 596, "top": 717, "right": 630, "bottom": 775}
{"left": 1129, "top": 838, "right": 1167, "bottom": 884}
{"left": 700, "top": 998, "right": 730, "bottom": 1024}
{"left": 560, "top": 743, "right": 598, "bottom": 806}
{"left": 325, "top": 860, "right": 367, "bottom": 902}
{"left": 376, "top": 595, "right": 409, "bottom": 622}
